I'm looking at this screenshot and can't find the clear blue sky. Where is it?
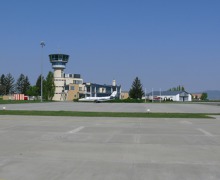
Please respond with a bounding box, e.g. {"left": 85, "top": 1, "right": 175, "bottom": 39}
{"left": 1, "top": 0, "right": 219, "bottom": 92}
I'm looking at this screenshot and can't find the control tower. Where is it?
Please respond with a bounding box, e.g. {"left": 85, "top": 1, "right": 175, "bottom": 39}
{"left": 49, "top": 54, "right": 69, "bottom": 101}
{"left": 49, "top": 54, "right": 69, "bottom": 77}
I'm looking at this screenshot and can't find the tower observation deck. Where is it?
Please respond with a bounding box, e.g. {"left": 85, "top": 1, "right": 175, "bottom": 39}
{"left": 49, "top": 54, "right": 69, "bottom": 69}
{"left": 49, "top": 54, "right": 69, "bottom": 78}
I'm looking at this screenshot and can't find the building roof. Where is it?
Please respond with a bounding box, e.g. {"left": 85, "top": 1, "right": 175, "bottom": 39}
{"left": 84, "top": 82, "right": 121, "bottom": 88}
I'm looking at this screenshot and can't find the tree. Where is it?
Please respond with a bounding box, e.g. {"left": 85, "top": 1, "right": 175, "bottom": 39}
{"left": 23, "top": 76, "right": 31, "bottom": 94}
{"left": 35, "top": 75, "right": 43, "bottom": 96}
{"left": 201, "top": 93, "right": 208, "bottom": 101}
{"left": 26, "top": 86, "right": 39, "bottom": 97}
{"left": 44, "top": 71, "right": 55, "bottom": 100}
{"left": 169, "top": 85, "right": 185, "bottom": 91}
{"left": 0, "top": 74, "right": 6, "bottom": 95}
{"left": 0, "top": 85, "right": 6, "bottom": 95}
{"left": 0, "top": 74, "right": 6, "bottom": 86}
{"left": 129, "top": 77, "right": 144, "bottom": 99}
{"left": 16, "top": 74, "right": 30, "bottom": 94}
{"left": 16, "top": 74, "right": 25, "bottom": 93}
{"left": 4, "top": 73, "right": 15, "bottom": 94}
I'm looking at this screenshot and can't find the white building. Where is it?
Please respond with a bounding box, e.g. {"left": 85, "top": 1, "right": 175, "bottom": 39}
{"left": 147, "top": 91, "right": 192, "bottom": 102}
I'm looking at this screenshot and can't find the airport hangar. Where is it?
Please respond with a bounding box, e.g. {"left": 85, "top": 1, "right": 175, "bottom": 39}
{"left": 49, "top": 54, "right": 121, "bottom": 101}
{"left": 146, "top": 91, "right": 192, "bottom": 102}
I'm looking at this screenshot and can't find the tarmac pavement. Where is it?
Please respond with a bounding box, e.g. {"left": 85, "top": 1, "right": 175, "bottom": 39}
{"left": 0, "top": 114, "right": 220, "bottom": 180}
{"left": 1, "top": 101, "right": 220, "bottom": 113}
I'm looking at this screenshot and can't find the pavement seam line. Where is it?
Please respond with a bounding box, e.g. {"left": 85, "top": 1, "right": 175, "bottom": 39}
{"left": 67, "top": 126, "right": 85, "bottom": 134}
{"left": 197, "top": 128, "right": 213, "bottom": 137}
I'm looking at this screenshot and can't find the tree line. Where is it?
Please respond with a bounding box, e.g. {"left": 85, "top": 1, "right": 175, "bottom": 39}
{"left": 168, "top": 85, "right": 185, "bottom": 91}
{"left": 0, "top": 72, "right": 55, "bottom": 100}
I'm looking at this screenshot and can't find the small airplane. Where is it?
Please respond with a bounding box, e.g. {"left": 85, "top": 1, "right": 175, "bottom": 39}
{"left": 78, "top": 91, "right": 117, "bottom": 102}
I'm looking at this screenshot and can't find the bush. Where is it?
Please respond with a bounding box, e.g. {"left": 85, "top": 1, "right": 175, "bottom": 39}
{"left": 109, "top": 98, "right": 147, "bottom": 103}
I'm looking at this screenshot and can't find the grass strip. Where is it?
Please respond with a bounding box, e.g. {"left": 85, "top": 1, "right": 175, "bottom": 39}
{"left": 0, "top": 110, "right": 216, "bottom": 118}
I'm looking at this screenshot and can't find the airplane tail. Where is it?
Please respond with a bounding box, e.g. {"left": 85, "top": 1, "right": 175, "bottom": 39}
{"left": 110, "top": 91, "right": 117, "bottom": 98}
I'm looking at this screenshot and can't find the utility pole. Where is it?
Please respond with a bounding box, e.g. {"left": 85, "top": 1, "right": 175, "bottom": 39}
{"left": 40, "top": 41, "right": 45, "bottom": 102}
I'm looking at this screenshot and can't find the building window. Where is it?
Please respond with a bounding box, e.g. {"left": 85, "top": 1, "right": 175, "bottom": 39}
{"left": 65, "top": 85, "right": 69, "bottom": 90}
{"left": 99, "top": 87, "right": 106, "bottom": 93}
{"left": 70, "top": 86, "right": 74, "bottom": 90}
{"left": 73, "top": 80, "right": 82, "bottom": 84}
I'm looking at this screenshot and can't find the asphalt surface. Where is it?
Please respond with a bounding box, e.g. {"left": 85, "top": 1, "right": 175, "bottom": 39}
{"left": 1, "top": 101, "right": 220, "bottom": 113}
{"left": 0, "top": 113, "right": 220, "bottom": 180}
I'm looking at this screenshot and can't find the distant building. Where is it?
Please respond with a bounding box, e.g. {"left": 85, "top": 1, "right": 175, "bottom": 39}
{"left": 82, "top": 81, "right": 121, "bottom": 99}
{"left": 121, "top": 91, "right": 129, "bottom": 99}
{"left": 64, "top": 82, "right": 85, "bottom": 101}
{"left": 191, "top": 93, "right": 202, "bottom": 100}
{"left": 49, "top": 53, "right": 121, "bottom": 101}
{"left": 146, "top": 91, "right": 192, "bottom": 102}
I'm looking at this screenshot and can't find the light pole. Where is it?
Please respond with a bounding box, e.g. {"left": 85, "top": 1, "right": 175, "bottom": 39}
{"left": 152, "top": 88, "right": 154, "bottom": 103}
{"left": 40, "top": 41, "right": 45, "bottom": 102}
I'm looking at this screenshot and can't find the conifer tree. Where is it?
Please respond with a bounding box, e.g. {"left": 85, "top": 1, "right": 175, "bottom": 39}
{"left": 0, "top": 74, "right": 6, "bottom": 95}
{"left": 4, "top": 73, "right": 15, "bottom": 94}
{"left": 16, "top": 74, "right": 30, "bottom": 94}
{"left": 129, "top": 77, "right": 144, "bottom": 99}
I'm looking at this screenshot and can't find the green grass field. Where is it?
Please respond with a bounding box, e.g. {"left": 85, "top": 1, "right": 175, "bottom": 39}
{"left": 0, "top": 110, "right": 218, "bottom": 118}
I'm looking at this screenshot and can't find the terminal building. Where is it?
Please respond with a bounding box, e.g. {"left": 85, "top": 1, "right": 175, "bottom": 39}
{"left": 49, "top": 53, "right": 121, "bottom": 101}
